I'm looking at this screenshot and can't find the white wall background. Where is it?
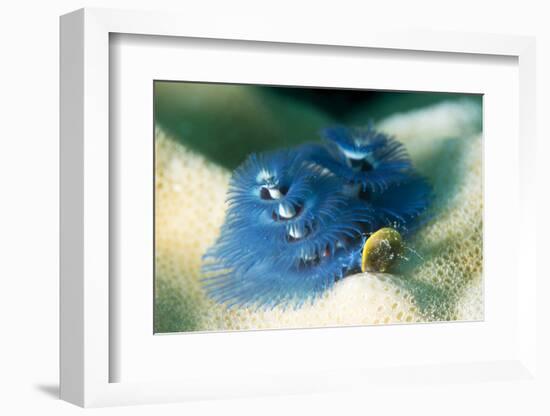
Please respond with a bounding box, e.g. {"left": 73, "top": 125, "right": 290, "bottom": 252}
{"left": 0, "top": 1, "right": 548, "bottom": 415}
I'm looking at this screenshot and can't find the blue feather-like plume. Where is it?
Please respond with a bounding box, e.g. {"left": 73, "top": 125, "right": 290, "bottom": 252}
{"left": 201, "top": 124, "right": 432, "bottom": 309}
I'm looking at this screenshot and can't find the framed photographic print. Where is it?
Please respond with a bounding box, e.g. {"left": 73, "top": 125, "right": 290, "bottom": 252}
{"left": 60, "top": 7, "right": 541, "bottom": 408}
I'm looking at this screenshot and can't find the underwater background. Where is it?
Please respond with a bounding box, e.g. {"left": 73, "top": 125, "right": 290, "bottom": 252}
{"left": 154, "top": 81, "right": 483, "bottom": 333}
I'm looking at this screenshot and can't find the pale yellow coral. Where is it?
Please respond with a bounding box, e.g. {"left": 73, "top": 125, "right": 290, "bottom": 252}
{"left": 154, "top": 98, "right": 483, "bottom": 332}
{"left": 154, "top": 129, "right": 230, "bottom": 332}
{"left": 212, "top": 273, "right": 423, "bottom": 331}
{"left": 378, "top": 99, "right": 483, "bottom": 322}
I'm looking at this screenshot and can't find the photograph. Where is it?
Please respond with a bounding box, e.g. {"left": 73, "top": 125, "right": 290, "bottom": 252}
{"left": 2, "top": 0, "right": 544, "bottom": 413}
{"left": 154, "top": 81, "right": 483, "bottom": 333}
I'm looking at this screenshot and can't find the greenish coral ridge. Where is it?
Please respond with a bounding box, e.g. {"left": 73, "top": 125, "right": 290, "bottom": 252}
{"left": 154, "top": 81, "right": 332, "bottom": 170}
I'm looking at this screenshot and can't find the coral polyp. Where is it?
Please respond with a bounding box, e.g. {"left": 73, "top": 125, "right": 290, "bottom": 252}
{"left": 202, "top": 125, "right": 432, "bottom": 308}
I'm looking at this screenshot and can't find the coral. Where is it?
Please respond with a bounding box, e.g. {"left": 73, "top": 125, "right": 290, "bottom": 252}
{"left": 155, "top": 81, "right": 331, "bottom": 170}
{"left": 154, "top": 130, "right": 230, "bottom": 332}
{"left": 154, "top": 97, "right": 483, "bottom": 331}
{"left": 208, "top": 273, "right": 423, "bottom": 330}
{"left": 455, "top": 277, "right": 484, "bottom": 322}
{"left": 378, "top": 99, "right": 483, "bottom": 321}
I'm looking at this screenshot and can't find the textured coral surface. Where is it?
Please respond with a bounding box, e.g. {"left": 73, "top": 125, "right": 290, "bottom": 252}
{"left": 378, "top": 100, "right": 483, "bottom": 322}
{"left": 154, "top": 98, "right": 483, "bottom": 332}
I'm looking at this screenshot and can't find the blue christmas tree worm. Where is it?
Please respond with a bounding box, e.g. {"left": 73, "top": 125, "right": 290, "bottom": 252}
{"left": 202, "top": 125, "right": 432, "bottom": 309}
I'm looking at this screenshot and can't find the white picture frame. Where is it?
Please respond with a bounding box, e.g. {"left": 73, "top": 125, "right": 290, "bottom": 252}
{"left": 60, "top": 7, "right": 540, "bottom": 408}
